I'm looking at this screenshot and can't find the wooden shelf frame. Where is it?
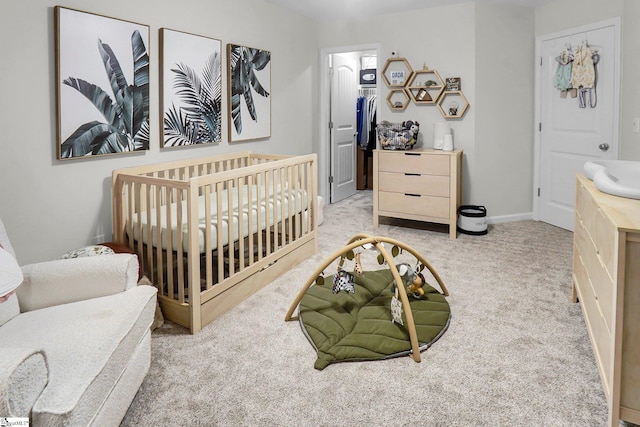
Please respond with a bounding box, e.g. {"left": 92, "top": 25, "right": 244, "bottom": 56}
{"left": 381, "top": 57, "right": 414, "bottom": 88}
{"left": 407, "top": 67, "right": 445, "bottom": 104}
{"left": 437, "top": 90, "right": 470, "bottom": 119}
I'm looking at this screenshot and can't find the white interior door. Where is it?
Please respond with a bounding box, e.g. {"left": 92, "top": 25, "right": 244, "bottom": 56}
{"left": 537, "top": 20, "right": 620, "bottom": 231}
{"left": 330, "top": 54, "right": 357, "bottom": 203}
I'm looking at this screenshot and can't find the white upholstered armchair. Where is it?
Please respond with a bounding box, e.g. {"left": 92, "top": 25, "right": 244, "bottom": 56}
{"left": 0, "top": 218, "right": 157, "bottom": 425}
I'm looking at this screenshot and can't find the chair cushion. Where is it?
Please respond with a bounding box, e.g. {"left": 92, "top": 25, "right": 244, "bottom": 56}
{"left": 0, "top": 347, "right": 49, "bottom": 417}
{"left": 0, "top": 293, "right": 19, "bottom": 328}
{"left": 0, "top": 285, "right": 157, "bottom": 425}
{"left": 0, "top": 220, "right": 17, "bottom": 259}
{"left": 0, "top": 247, "right": 22, "bottom": 326}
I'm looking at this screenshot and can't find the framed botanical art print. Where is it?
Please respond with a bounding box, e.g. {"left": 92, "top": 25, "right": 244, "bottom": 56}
{"left": 160, "top": 28, "right": 222, "bottom": 147}
{"left": 227, "top": 44, "right": 271, "bottom": 142}
{"left": 55, "top": 6, "right": 150, "bottom": 159}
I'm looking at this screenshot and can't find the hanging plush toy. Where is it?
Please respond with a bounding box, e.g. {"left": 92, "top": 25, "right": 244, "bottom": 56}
{"left": 406, "top": 272, "right": 427, "bottom": 298}
{"left": 353, "top": 252, "right": 364, "bottom": 276}
{"left": 332, "top": 270, "right": 355, "bottom": 294}
{"left": 394, "top": 263, "right": 427, "bottom": 299}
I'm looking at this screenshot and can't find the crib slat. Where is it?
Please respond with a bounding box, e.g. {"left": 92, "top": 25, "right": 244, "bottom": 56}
{"left": 154, "top": 183, "right": 163, "bottom": 293}
{"left": 227, "top": 179, "right": 235, "bottom": 276}
{"left": 237, "top": 176, "right": 245, "bottom": 271}
{"left": 165, "top": 186, "right": 174, "bottom": 300}
{"left": 287, "top": 165, "right": 293, "bottom": 243}
{"left": 273, "top": 168, "right": 280, "bottom": 251}
{"left": 247, "top": 174, "right": 255, "bottom": 266}
{"left": 216, "top": 181, "right": 224, "bottom": 283}
{"left": 204, "top": 185, "right": 213, "bottom": 289}
{"left": 282, "top": 166, "right": 288, "bottom": 245}
{"left": 176, "top": 188, "right": 185, "bottom": 303}
{"left": 256, "top": 172, "right": 264, "bottom": 261}
{"left": 264, "top": 170, "right": 271, "bottom": 256}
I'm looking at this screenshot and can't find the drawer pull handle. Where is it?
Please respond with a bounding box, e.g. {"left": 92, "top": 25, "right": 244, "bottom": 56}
{"left": 404, "top": 173, "right": 420, "bottom": 176}
{"left": 404, "top": 193, "right": 421, "bottom": 197}
{"left": 404, "top": 152, "right": 420, "bottom": 156}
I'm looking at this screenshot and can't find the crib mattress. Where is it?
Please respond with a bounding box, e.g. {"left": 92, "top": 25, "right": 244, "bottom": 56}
{"left": 129, "top": 184, "right": 308, "bottom": 253}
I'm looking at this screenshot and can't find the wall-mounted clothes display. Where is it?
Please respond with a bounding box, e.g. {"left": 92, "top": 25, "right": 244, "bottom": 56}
{"left": 554, "top": 41, "right": 599, "bottom": 108}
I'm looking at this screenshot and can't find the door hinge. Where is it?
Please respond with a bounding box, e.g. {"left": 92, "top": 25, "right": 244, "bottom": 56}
{"left": 329, "top": 176, "right": 334, "bottom": 184}
{"left": 329, "top": 66, "right": 334, "bottom": 75}
{"left": 329, "top": 121, "right": 333, "bottom": 129}
{"left": 540, "top": 56, "right": 542, "bottom": 66}
{"left": 538, "top": 187, "right": 541, "bottom": 197}
{"left": 539, "top": 122, "right": 542, "bottom": 132}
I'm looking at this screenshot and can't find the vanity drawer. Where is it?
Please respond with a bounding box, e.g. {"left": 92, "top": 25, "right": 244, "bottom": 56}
{"left": 573, "top": 246, "right": 613, "bottom": 388}
{"left": 378, "top": 151, "right": 449, "bottom": 175}
{"left": 575, "top": 217, "right": 614, "bottom": 331}
{"left": 575, "top": 181, "right": 597, "bottom": 232}
{"left": 378, "top": 171, "right": 449, "bottom": 197}
{"left": 593, "top": 208, "right": 616, "bottom": 279}
{"left": 378, "top": 191, "right": 449, "bottom": 219}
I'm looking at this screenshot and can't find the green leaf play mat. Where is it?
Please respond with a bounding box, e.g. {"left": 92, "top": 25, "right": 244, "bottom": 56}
{"left": 298, "top": 268, "right": 451, "bottom": 370}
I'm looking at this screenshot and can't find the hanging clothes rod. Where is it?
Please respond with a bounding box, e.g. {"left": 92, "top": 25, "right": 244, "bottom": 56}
{"left": 358, "top": 88, "right": 377, "bottom": 96}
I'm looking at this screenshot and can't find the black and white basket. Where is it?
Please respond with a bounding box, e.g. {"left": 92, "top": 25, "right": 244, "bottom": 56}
{"left": 457, "top": 205, "right": 488, "bottom": 235}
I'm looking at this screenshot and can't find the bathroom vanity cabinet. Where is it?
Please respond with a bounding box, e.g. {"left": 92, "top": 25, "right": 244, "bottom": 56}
{"left": 373, "top": 148, "right": 462, "bottom": 239}
{"left": 573, "top": 173, "right": 640, "bottom": 426}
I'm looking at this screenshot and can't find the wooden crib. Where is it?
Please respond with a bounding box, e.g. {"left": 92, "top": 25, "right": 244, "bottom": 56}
{"left": 112, "top": 151, "right": 318, "bottom": 333}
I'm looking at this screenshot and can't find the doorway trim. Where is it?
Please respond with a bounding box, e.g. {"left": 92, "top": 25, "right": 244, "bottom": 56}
{"left": 318, "top": 43, "right": 382, "bottom": 203}
{"left": 532, "top": 18, "right": 621, "bottom": 222}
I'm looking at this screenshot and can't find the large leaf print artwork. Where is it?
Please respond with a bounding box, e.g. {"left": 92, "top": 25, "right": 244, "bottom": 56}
{"left": 55, "top": 7, "right": 150, "bottom": 159}
{"left": 227, "top": 44, "right": 271, "bottom": 142}
{"left": 161, "top": 28, "right": 222, "bottom": 147}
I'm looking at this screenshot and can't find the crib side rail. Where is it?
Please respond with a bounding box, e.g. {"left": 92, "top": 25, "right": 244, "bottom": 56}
{"left": 112, "top": 151, "right": 254, "bottom": 180}
{"left": 194, "top": 153, "right": 317, "bottom": 294}
{"left": 113, "top": 170, "right": 193, "bottom": 308}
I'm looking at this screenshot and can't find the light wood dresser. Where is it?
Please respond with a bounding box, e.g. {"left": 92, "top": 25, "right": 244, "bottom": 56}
{"left": 373, "top": 148, "right": 462, "bottom": 239}
{"left": 573, "top": 173, "right": 640, "bottom": 426}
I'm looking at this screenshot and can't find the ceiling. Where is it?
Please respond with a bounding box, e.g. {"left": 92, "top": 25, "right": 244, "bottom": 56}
{"left": 263, "top": 0, "right": 554, "bottom": 22}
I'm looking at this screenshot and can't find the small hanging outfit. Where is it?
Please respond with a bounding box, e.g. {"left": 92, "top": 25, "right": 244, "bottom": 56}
{"left": 554, "top": 48, "right": 575, "bottom": 98}
{"left": 571, "top": 42, "right": 598, "bottom": 108}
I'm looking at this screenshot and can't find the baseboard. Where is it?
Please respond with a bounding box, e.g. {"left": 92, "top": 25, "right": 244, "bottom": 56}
{"left": 487, "top": 212, "right": 533, "bottom": 225}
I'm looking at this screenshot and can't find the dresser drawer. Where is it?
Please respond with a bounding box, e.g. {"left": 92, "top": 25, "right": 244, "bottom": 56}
{"left": 378, "top": 171, "right": 449, "bottom": 197}
{"left": 573, "top": 246, "right": 613, "bottom": 390}
{"left": 378, "top": 151, "right": 449, "bottom": 175}
{"left": 575, "top": 181, "right": 597, "bottom": 232}
{"left": 575, "top": 217, "right": 614, "bottom": 331}
{"left": 593, "top": 208, "right": 616, "bottom": 279}
{"left": 378, "top": 191, "right": 449, "bottom": 219}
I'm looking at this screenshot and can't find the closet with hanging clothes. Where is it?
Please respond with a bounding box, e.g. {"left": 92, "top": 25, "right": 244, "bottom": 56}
{"left": 356, "top": 87, "right": 377, "bottom": 189}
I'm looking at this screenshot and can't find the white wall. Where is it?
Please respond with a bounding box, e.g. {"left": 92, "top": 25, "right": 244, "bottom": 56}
{"left": 0, "top": 0, "right": 318, "bottom": 263}
{"left": 534, "top": 0, "right": 624, "bottom": 36}
{"left": 474, "top": 3, "right": 534, "bottom": 220}
{"left": 317, "top": 3, "right": 478, "bottom": 209}
{"left": 317, "top": 3, "right": 538, "bottom": 220}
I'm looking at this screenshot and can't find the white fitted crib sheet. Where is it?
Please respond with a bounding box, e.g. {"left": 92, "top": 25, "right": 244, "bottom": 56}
{"left": 129, "top": 184, "right": 308, "bottom": 253}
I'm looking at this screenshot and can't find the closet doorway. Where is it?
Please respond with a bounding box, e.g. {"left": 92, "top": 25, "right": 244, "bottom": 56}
{"left": 319, "top": 44, "right": 381, "bottom": 204}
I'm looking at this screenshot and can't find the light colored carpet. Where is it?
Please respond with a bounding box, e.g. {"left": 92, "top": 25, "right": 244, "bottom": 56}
{"left": 122, "top": 190, "right": 613, "bottom": 426}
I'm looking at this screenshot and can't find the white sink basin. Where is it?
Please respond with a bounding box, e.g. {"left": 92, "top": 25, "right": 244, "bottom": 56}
{"left": 583, "top": 160, "right": 640, "bottom": 200}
